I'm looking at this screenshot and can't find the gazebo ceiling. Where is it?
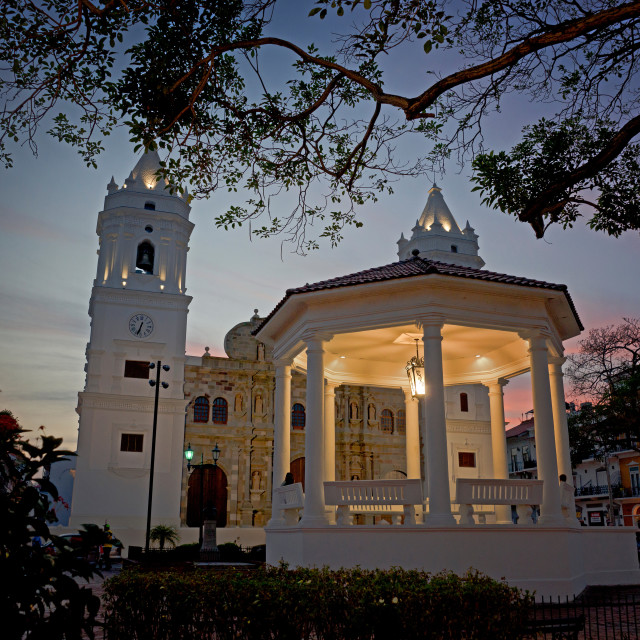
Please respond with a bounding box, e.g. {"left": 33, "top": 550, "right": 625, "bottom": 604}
{"left": 293, "top": 324, "right": 529, "bottom": 387}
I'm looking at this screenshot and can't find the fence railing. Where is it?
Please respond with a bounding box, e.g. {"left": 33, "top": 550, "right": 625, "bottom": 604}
{"left": 529, "top": 590, "right": 640, "bottom": 639}
{"left": 575, "top": 484, "right": 623, "bottom": 497}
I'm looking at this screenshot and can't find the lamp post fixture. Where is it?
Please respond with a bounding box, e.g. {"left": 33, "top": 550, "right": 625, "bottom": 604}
{"left": 406, "top": 339, "right": 426, "bottom": 399}
{"left": 184, "top": 442, "right": 221, "bottom": 552}
{"left": 145, "top": 361, "right": 170, "bottom": 554}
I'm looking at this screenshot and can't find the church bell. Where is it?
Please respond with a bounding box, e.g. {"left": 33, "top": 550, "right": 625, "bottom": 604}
{"left": 138, "top": 251, "right": 152, "bottom": 268}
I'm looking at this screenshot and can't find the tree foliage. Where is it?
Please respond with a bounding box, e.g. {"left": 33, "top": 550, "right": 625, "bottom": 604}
{"left": 566, "top": 318, "right": 640, "bottom": 464}
{"left": 2, "top": 0, "right": 640, "bottom": 250}
{"left": 0, "top": 410, "right": 103, "bottom": 639}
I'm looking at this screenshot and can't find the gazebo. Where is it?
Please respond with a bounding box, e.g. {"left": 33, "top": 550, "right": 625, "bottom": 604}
{"left": 255, "top": 190, "right": 639, "bottom": 596}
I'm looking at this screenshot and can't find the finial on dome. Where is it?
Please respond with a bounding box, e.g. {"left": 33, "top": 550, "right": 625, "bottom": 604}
{"left": 107, "top": 176, "right": 118, "bottom": 194}
{"left": 203, "top": 346, "right": 211, "bottom": 358}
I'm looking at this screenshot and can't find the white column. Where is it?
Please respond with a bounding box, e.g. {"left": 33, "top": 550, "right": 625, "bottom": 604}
{"left": 421, "top": 320, "right": 456, "bottom": 526}
{"left": 527, "top": 333, "right": 564, "bottom": 526}
{"left": 549, "top": 356, "right": 579, "bottom": 527}
{"left": 487, "top": 379, "right": 512, "bottom": 524}
{"left": 268, "top": 360, "right": 291, "bottom": 526}
{"left": 324, "top": 382, "right": 337, "bottom": 482}
{"left": 404, "top": 389, "right": 421, "bottom": 480}
{"left": 324, "top": 381, "right": 338, "bottom": 524}
{"left": 548, "top": 357, "right": 572, "bottom": 483}
{"left": 300, "top": 333, "right": 330, "bottom": 527}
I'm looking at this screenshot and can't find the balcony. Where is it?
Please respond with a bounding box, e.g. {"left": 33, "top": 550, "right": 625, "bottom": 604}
{"left": 575, "top": 483, "right": 623, "bottom": 498}
{"left": 508, "top": 459, "right": 537, "bottom": 474}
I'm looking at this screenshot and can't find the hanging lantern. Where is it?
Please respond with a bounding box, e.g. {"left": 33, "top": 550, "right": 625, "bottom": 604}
{"left": 406, "top": 339, "right": 426, "bottom": 398}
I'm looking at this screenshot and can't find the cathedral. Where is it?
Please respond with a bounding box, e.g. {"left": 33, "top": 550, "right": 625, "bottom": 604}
{"left": 69, "top": 152, "right": 495, "bottom": 546}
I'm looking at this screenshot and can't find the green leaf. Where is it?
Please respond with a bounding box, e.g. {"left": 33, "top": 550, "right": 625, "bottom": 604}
{"left": 423, "top": 40, "right": 432, "bottom": 54}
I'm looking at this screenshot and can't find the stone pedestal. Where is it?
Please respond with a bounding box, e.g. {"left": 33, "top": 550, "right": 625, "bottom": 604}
{"left": 201, "top": 507, "right": 219, "bottom": 561}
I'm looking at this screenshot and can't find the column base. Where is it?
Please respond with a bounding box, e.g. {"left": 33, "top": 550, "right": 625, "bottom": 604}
{"left": 424, "top": 513, "right": 457, "bottom": 527}
{"left": 267, "top": 517, "right": 286, "bottom": 528}
{"left": 538, "top": 513, "right": 566, "bottom": 527}
{"left": 299, "top": 514, "right": 330, "bottom": 528}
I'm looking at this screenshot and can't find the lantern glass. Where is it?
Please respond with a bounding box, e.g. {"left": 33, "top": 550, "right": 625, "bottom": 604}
{"left": 406, "top": 356, "right": 426, "bottom": 398}
{"left": 184, "top": 443, "right": 194, "bottom": 461}
{"left": 212, "top": 443, "right": 221, "bottom": 462}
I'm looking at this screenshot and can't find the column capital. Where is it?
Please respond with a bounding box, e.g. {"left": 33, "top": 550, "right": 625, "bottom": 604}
{"left": 324, "top": 380, "right": 339, "bottom": 393}
{"left": 548, "top": 355, "right": 567, "bottom": 368}
{"left": 518, "top": 327, "right": 551, "bottom": 348}
{"left": 485, "top": 378, "right": 509, "bottom": 394}
{"left": 302, "top": 330, "right": 333, "bottom": 348}
{"left": 416, "top": 315, "right": 445, "bottom": 332}
{"left": 273, "top": 358, "right": 293, "bottom": 370}
{"left": 403, "top": 387, "right": 415, "bottom": 402}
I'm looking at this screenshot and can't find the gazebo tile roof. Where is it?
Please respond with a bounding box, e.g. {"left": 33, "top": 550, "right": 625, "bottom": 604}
{"left": 255, "top": 256, "right": 583, "bottom": 333}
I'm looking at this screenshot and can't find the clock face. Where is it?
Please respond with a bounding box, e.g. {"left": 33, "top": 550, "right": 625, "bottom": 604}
{"left": 129, "top": 313, "right": 154, "bottom": 338}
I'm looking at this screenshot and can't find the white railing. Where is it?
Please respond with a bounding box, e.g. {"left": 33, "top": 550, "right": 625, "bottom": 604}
{"left": 324, "top": 479, "right": 423, "bottom": 526}
{"left": 455, "top": 478, "right": 543, "bottom": 525}
{"left": 272, "top": 482, "right": 304, "bottom": 526}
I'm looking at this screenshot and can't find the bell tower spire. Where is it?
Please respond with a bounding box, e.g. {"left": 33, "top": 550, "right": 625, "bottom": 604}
{"left": 397, "top": 184, "right": 485, "bottom": 268}
{"left": 70, "top": 150, "right": 193, "bottom": 542}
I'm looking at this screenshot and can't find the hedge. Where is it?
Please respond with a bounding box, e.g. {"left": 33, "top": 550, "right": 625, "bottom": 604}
{"left": 103, "top": 565, "right": 533, "bottom": 640}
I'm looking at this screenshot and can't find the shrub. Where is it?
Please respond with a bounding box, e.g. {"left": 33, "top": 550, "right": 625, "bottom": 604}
{"left": 103, "top": 565, "right": 533, "bottom": 640}
{"left": 0, "top": 410, "right": 103, "bottom": 639}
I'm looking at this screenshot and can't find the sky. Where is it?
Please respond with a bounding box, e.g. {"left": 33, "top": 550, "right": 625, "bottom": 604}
{"left": 1, "top": 3, "right": 639, "bottom": 449}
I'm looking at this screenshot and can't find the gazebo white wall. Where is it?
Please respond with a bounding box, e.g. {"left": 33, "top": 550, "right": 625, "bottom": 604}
{"left": 256, "top": 267, "right": 640, "bottom": 595}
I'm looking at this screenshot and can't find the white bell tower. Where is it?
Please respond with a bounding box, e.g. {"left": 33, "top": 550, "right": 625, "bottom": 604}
{"left": 69, "top": 151, "right": 193, "bottom": 544}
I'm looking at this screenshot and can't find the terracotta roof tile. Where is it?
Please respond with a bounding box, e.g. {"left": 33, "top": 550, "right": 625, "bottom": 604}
{"left": 254, "top": 256, "right": 583, "bottom": 333}
{"left": 505, "top": 417, "right": 535, "bottom": 439}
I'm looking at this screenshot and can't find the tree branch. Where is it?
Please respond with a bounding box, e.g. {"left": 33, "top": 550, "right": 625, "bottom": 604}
{"left": 521, "top": 113, "right": 640, "bottom": 236}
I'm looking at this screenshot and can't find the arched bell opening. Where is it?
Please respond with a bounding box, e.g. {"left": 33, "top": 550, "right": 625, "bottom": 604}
{"left": 136, "top": 241, "right": 155, "bottom": 274}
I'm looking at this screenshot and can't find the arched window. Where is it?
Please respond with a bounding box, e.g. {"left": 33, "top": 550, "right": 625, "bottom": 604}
{"left": 144, "top": 201, "right": 156, "bottom": 210}
{"left": 397, "top": 409, "right": 406, "bottom": 434}
{"left": 212, "top": 397, "right": 228, "bottom": 424}
{"left": 135, "top": 241, "right": 154, "bottom": 274}
{"left": 451, "top": 245, "right": 458, "bottom": 253}
{"left": 193, "top": 396, "right": 209, "bottom": 423}
{"left": 292, "top": 403, "right": 306, "bottom": 430}
{"left": 460, "top": 393, "right": 469, "bottom": 412}
{"left": 381, "top": 409, "right": 394, "bottom": 434}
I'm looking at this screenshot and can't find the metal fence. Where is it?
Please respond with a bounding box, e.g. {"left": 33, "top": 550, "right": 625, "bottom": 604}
{"left": 529, "top": 589, "right": 640, "bottom": 639}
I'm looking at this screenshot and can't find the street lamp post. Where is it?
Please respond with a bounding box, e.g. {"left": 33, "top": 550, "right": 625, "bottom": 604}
{"left": 184, "top": 442, "right": 221, "bottom": 553}
{"left": 184, "top": 442, "right": 205, "bottom": 546}
{"left": 144, "top": 361, "right": 170, "bottom": 554}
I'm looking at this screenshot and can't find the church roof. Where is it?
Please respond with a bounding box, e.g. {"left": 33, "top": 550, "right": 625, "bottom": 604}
{"left": 255, "top": 255, "right": 583, "bottom": 333}
{"left": 418, "top": 184, "right": 462, "bottom": 234}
